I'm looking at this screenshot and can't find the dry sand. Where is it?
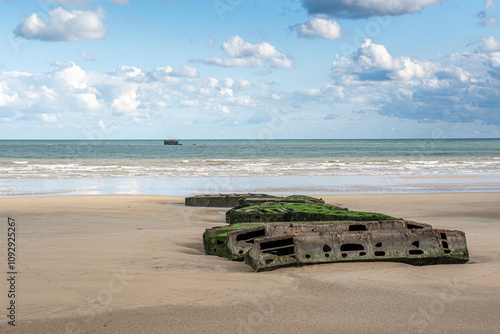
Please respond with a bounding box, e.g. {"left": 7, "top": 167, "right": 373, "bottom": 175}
{"left": 0, "top": 193, "right": 499, "bottom": 334}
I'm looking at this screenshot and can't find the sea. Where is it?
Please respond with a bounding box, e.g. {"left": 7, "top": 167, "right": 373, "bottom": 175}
{"left": 0, "top": 139, "right": 499, "bottom": 197}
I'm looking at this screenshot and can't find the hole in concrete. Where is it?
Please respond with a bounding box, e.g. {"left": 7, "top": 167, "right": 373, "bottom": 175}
{"left": 349, "top": 224, "right": 367, "bottom": 231}
{"left": 260, "top": 238, "right": 293, "bottom": 250}
{"left": 407, "top": 223, "right": 424, "bottom": 229}
{"left": 325, "top": 253, "right": 330, "bottom": 257}
{"left": 341, "top": 253, "right": 347, "bottom": 258}
{"left": 340, "top": 243, "right": 364, "bottom": 251}
{"left": 412, "top": 241, "right": 420, "bottom": 248}
{"left": 360, "top": 252, "right": 366, "bottom": 256}
{"left": 323, "top": 244, "right": 332, "bottom": 252}
{"left": 216, "top": 240, "right": 223, "bottom": 245}
{"left": 374, "top": 251, "right": 385, "bottom": 256}
{"left": 442, "top": 241, "right": 449, "bottom": 249}
{"left": 444, "top": 249, "right": 451, "bottom": 254}
{"left": 440, "top": 233, "right": 447, "bottom": 240}
{"left": 375, "top": 242, "right": 382, "bottom": 248}
{"left": 409, "top": 250, "right": 424, "bottom": 255}
{"left": 238, "top": 250, "right": 244, "bottom": 255}
{"left": 265, "top": 259, "right": 273, "bottom": 264}
{"left": 261, "top": 238, "right": 295, "bottom": 256}
{"left": 236, "top": 229, "right": 266, "bottom": 243}
{"left": 305, "top": 254, "right": 311, "bottom": 259}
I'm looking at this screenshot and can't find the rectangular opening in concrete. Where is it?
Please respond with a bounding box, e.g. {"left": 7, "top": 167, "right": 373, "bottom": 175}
{"left": 409, "top": 250, "right": 424, "bottom": 255}
{"left": 440, "top": 233, "right": 447, "bottom": 240}
{"left": 340, "top": 243, "right": 365, "bottom": 251}
{"left": 374, "top": 251, "right": 386, "bottom": 256}
{"left": 442, "top": 241, "right": 449, "bottom": 249}
{"left": 407, "top": 223, "right": 424, "bottom": 229}
{"left": 236, "top": 229, "right": 266, "bottom": 243}
{"left": 349, "top": 224, "right": 367, "bottom": 231}
{"left": 260, "top": 238, "right": 295, "bottom": 256}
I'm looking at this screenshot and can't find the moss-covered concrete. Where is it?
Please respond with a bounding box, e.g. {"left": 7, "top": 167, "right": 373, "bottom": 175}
{"left": 226, "top": 201, "right": 395, "bottom": 225}
{"left": 185, "top": 193, "right": 280, "bottom": 207}
{"left": 203, "top": 223, "right": 268, "bottom": 258}
{"left": 201, "top": 195, "right": 469, "bottom": 271}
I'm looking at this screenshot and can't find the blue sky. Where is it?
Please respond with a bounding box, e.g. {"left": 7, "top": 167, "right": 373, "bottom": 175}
{"left": 0, "top": 0, "right": 499, "bottom": 139}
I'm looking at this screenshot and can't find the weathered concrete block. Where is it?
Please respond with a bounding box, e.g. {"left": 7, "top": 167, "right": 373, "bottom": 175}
{"left": 245, "top": 226, "right": 469, "bottom": 271}
{"left": 185, "top": 193, "right": 280, "bottom": 207}
{"left": 225, "top": 201, "right": 395, "bottom": 225}
{"left": 202, "top": 196, "right": 469, "bottom": 271}
{"left": 204, "top": 220, "right": 432, "bottom": 261}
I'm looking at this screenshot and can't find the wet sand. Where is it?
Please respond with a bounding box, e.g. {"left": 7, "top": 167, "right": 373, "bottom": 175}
{"left": 0, "top": 193, "right": 499, "bottom": 333}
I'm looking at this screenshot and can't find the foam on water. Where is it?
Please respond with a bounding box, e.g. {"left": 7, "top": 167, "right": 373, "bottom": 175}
{"left": 0, "top": 139, "right": 499, "bottom": 196}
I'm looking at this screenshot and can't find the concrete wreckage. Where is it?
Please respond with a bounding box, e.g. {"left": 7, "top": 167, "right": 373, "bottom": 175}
{"left": 199, "top": 194, "right": 469, "bottom": 271}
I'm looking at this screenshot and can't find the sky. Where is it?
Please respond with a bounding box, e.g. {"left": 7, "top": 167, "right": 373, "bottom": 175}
{"left": 0, "top": 0, "right": 499, "bottom": 139}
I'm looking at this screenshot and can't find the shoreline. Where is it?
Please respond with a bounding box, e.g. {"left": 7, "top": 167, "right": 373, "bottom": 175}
{"left": 2, "top": 173, "right": 499, "bottom": 198}
{"left": 1, "top": 193, "right": 499, "bottom": 333}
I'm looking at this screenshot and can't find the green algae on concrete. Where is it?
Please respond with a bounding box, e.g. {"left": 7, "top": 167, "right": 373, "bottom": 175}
{"left": 203, "top": 222, "right": 316, "bottom": 260}
{"left": 201, "top": 195, "right": 469, "bottom": 271}
{"left": 226, "top": 201, "right": 396, "bottom": 225}
{"left": 203, "top": 222, "right": 269, "bottom": 259}
{"left": 185, "top": 193, "right": 281, "bottom": 207}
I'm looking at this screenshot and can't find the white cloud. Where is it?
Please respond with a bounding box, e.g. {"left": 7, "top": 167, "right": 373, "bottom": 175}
{"left": 0, "top": 60, "right": 271, "bottom": 127}
{"left": 111, "top": 86, "right": 140, "bottom": 115}
{"left": 326, "top": 40, "right": 500, "bottom": 125}
{"left": 0, "top": 62, "right": 103, "bottom": 113}
{"left": 0, "top": 81, "right": 19, "bottom": 107}
{"left": 196, "top": 36, "right": 294, "bottom": 69}
{"left": 150, "top": 65, "right": 199, "bottom": 79}
{"left": 480, "top": 36, "right": 500, "bottom": 52}
{"left": 74, "top": 92, "right": 101, "bottom": 111}
{"left": 333, "top": 39, "right": 439, "bottom": 82}
{"left": 51, "top": 60, "right": 89, "bottom": 89}
{"left": 302, "top": 0, "right": 444, "bottom": 18}
{"left": 223, "top": 36, "right": 279, "bottom": 58}
{"left": 109, "top": 66, "right": 143, "bottom": 79}
{"left": 14, "top": 7, "right": 107, "bottom": 41}
{"left": 199, "top": 56, "right": 265, "bottom": 68}
{"left": 293, "top": 17, "right": 342, "bottom": 41}
{"left": 354, "top": 39, "right": 394, "bottom": 70}
{"left": 81, "top": 51, "right": 96, "bottom": 61}
{"left": 40, "top": 113, "right": 59, "bottom": 123}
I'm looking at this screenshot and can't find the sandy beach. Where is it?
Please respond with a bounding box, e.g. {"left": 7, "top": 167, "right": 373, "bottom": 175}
{"left": 1, "top": 193, "right": 499, "bottom": 333}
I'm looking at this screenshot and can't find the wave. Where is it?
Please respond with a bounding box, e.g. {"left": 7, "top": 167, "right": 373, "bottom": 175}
{"left": 0, "top": 157, "right": 499, "bottom": 179}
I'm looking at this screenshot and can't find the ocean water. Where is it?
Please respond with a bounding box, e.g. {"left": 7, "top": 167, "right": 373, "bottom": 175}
{"left": 0, "top": 139, "right": 499, "bottom": 197}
